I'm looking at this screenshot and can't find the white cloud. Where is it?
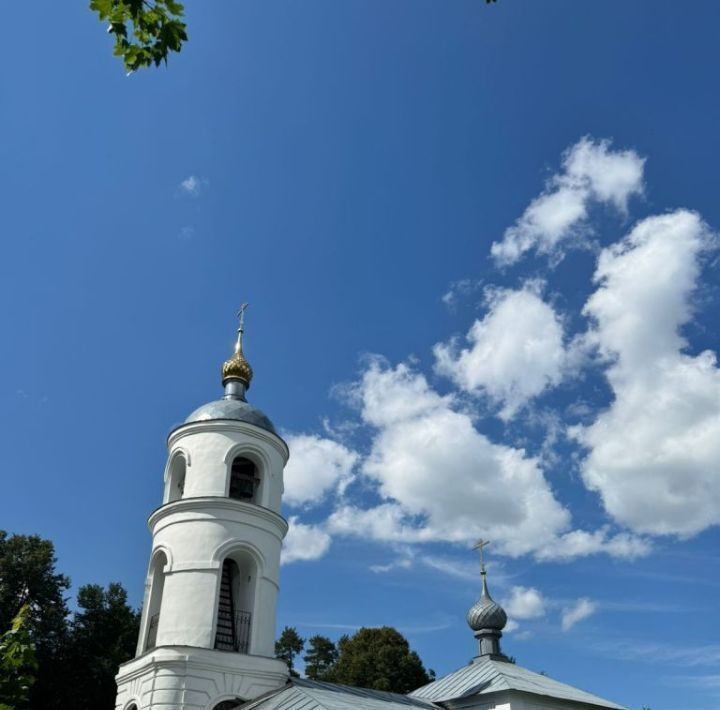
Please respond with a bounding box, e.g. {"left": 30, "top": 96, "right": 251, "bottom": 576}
{"left": 328, "top": 359, "right": 636, "bottom": 561}
{"left": 351, "top": 360, "right": 571, "bottom": 557}
{"left": 418, "top": 554, "right": 482, "bottom": 581}
{"left": 605, "top": 640, "right": 720, "bottom": 667}
{"left": 284, "top": 434, "right": 358, "bottom": 507}
{"left": 504, "top": 619, "right": 520, "bottom": 634}
{"left": 504, "top": 586, "right": 546, "bottom": 619}
{"left": 369, "top": 547, "right": 502, "bottom": 583}
{"left": 534, "top": 528, "right": 651, "bottom": 561}
{"left": 491, "top": 137, "right": 645, "bottom": 265}
{"left": 179, "top": 174, "right": 206, "bottom": 196}
{"left": 561, "top": 598, "right": 597, "bottom": 631}
{"left": 434, "top": 284, "right": 566, "bottom": 418}
{"left": 441, "top": 279, "right": 482, "bottom": 309}
{"left": 573, "top": 210, "right": 720, "bottom": 537}
{"left": 669, "top": 674, "right": 720, "bottom": 689}
{"left": 281, "top": 517, "right": 332, "bottom": 564}
{"left": 370, "top": 557, "right": 414, "bottom": 574}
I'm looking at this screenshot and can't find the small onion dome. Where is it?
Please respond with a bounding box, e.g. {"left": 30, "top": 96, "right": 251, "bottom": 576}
{"left": 467, "top": 573, "right": 507, "bottom": 632}
{"left": 222, "top": 343, "right": 253, "bottom": 388}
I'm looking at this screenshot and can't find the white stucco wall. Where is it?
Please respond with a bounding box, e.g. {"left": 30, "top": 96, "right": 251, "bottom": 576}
{"left": 115, "top": 647, "right": 288, "bottom": 709}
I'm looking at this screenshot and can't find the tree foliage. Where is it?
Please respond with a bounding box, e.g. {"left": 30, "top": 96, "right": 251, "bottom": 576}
{"left": 0, "top": 531, "right": 139, "bottom": 709}
{"left": 303, "top": 635, "right": 338, "bottom": 681}
{"left": 275, "top": 625, "right": 433, "bottom": 692}
{"left": 64, "top": 583, "right": 140, "bottom": 710}
{"left": 0, "top": 531, "right": 70, "bottom": 649}
{"left": 89, "top": 0, "right": 501, "bottom": 73}
{"left": 89, "top": 0, "right": 188, "bottom": 73}
{"left": 0, "top": 530, "right": 70, "bottom": 708}
{"left": 331, "top": 627, "right": 433, "bottom": 694}
{"left": 0, "top": 605, "right": 37, "bottom": 710}
{"left": 274, "top": 626, "right": 305, "bottom": 677}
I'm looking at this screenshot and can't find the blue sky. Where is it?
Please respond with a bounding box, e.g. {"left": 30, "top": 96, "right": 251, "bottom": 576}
{"left": 2, "top": 1, "right": 720, "bottom": 708}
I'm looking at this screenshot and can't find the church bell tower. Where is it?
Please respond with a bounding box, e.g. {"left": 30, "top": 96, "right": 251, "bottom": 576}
{"left": 115, "top": 308, "right": 289, "bottom": 710}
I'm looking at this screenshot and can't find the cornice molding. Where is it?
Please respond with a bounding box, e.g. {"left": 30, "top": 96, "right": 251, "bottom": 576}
{"left": 148, "top": 497, "right": 288, "bottom": 537}
{"left": 116, "top": 646, "right": 288, "bottom": 683}
{"left": 167, "top": 419, "right": 289, "bottom": 462}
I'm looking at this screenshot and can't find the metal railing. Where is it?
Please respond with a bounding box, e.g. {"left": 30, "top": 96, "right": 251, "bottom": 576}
{"left": 146, "top": 609, "right": 251, "bottom": 654}
{"left": 146, "top": 612, "right": 160, "bottom": 649}
{"left": 233, "top": 610, "right": 252, "bottom": 653}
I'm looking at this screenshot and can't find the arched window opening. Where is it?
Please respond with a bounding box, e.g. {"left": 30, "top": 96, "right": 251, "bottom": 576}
{"left": 214, "top": 553, "right": 256, "bottom": 654}
{"left": 144, "top": 550, "right": 167, "bottom": 651}
{"left": 213, "top": 702, "right": 242, "bottom": 710}
{"left": 127, "top": 705, "right": 138, "bottom": 710}
{"left": 229, "top": 456, "right": 259, "bottom": 503}
{"left": 166, "top": 454, "right": 186, "bottom": 503}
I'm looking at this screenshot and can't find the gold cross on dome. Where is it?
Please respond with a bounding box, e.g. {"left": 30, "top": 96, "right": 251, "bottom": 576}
{"left": 473, "top": 539, "right": 490, "bottom": 573}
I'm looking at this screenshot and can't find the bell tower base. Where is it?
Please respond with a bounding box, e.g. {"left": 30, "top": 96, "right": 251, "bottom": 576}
{"left": 115, "top": 646, "right": 289, "bottom": 710}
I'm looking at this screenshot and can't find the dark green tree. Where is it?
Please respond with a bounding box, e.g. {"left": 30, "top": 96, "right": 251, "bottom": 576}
{"left": 0, "top": 531, "right": 70, "bottom": 648}
{"left": 89, "top": 0, "right": 188, "bottom": 72}
{"left": 0, "top": 531, "right": 70, "bottom": 709}
{"left": 303, "top": 635, "right": 338, "bottom": 681}
{"left": 0, "top": 605, "right": 37, "bottom": 710}
{"left": 331, "top": 627, "right": 433, "bottom": 694}
{"left": 274, "top": 626, "right": 305, "bottom": 678}
{"left": 64, "top": 583, "right": 140, "bottom": 710}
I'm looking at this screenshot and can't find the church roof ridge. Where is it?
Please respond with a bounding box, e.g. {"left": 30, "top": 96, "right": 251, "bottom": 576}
{"left": 409, "top": 656, "right": 626, "bottom": 709}
{"left": 240, "top": 677, "right": 440, "bottom": 710}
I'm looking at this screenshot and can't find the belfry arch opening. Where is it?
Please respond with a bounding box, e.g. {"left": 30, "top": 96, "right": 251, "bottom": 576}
{"left": 228, "top": 456, "right": 260, "bottom": 503}
{"left": 214, "top": 552, "right": 257, "bottom": 654}
{"left": 166, "top": 453, "right": 186, "bottom": 503}
{"left": 143, "top": 550, "right": 167, "bottom": 652}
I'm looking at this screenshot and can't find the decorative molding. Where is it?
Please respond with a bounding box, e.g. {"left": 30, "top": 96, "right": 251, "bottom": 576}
{"left": 150, "top": 545, "right": 174, "bottom": 573}
{"left": 165, "top": 560, "right": 222, "bottom": 573}
{"left": 117, "top": 646, "right": 288, "bottom": 683}
{"left": 211, "top": 537, "right": 266, "bottom": 568}
{"left": 168, "top": 420, "right": 289, "bottom": 462}
{"left": 148, "top": 497, "right": 288, "bottom": 538}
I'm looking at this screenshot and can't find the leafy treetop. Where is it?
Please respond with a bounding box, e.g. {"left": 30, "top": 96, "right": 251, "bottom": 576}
{"left": 89, "top": 0, "right": 188, "bottom": 73}
{"left": 64, "top": 583, "right": 141, "bottom": 710}
{"left": 275, "top": 626, "right": 305, "bottom": 678}
{"left": 331, "top": 626, "right": 434, "bottom": 694}
{"left": 0, "top": 605, "right": 37, "bottom": 710}
{"left": 89, "top": 0, "right": 499, "bottom": 73}
{"left": 303, "top": 635, "right": 338, "bottom": 681}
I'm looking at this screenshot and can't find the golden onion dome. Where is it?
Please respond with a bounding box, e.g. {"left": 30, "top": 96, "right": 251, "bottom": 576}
{"left": 221, "top": 304, "right": 254, "bottom": 389}
{"left": 222, "top": 344, "right": 253, "bottom": 387}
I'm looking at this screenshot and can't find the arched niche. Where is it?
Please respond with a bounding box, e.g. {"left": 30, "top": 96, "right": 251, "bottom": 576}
{"left": 165, "top": 451, "right": 187, "bottom": 504}
{"left": 228, "top": 455, "right": 261, "bottom": 504}
{"left": 213, "top": 549, "right": 258, "bottom": 654}
{"left": 143, "top": 549, "right": 168, "bottom": 652}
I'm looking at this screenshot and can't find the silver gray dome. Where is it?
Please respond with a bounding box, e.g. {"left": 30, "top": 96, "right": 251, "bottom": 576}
{"left": 185, "top": 399, "right": 277, "bottom": 434}
{"left": 467, "top": 596, "right": 507, "bottom": 632}
{"left": 467, "top": 576, "right": 507, "bottom": 632}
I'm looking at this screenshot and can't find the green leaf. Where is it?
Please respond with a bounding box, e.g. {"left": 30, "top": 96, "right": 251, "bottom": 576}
{"left": 89, "top": 0, "right": 187, "bottom": 72}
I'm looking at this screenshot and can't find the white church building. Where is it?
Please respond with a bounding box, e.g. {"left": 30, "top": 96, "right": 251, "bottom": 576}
{"left": 115, "top": 315, "right": 626, "bottom": 710}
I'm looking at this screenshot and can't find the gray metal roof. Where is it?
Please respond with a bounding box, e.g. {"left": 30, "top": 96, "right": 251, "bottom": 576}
{"left": 184, "top": 398, "right": 277, "bottom": 434}
{"left": 241, "top": 678, "right": 437, "bottom": 710}
{"left": 410, "top": 657, "right": 626, "bottom": 709}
